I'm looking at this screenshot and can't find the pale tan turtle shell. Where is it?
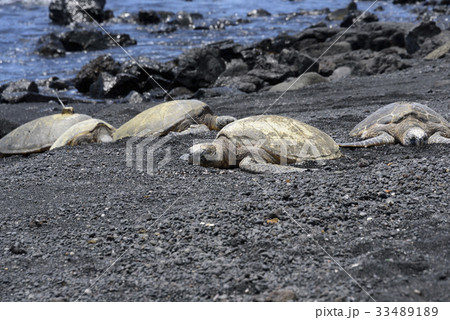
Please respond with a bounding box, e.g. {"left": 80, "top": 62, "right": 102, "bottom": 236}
{"left": 350, "top": 102, "right": 449, "bottom": 138}
{"left": 218, "top": 115, "right": 341, "bottom": 162}
{"left": 113, "top": 99, "right": 214, "bottom": 140}
{"left": 0, "top": 107, "right": 91, "bottom": 156}
{"left": 50, "top": 118, "right": 115, "bottom": 150}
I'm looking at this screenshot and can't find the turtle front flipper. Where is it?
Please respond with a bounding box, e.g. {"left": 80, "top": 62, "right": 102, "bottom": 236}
{"left": 239, "top": 156, "right": 308, "bottom": 174}
{"left": 339, "top": 132, "right": 395, "bottom": 148}
{"left": 429, "top": 132, "right": 450, "bottom": 144}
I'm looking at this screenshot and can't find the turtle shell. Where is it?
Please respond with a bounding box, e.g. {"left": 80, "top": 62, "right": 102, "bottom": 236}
{"left": 350, "top": 102, "right": 449, "bottom": 137}
{"left": 50, "top": 118, "right": 116, "bottom": 150}
{"left": 217, "top": 115, "right": 341, "bottom": 162}
{"left": 0, "top": 110, "right": 91, "bottom": 156}
{"left": 113, "top": 99, "right": 212, "bottom": 140}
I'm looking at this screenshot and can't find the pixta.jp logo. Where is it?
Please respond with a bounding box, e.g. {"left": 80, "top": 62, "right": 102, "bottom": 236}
{"left": 125, "top": 131, "right": 172, "bottom": 175}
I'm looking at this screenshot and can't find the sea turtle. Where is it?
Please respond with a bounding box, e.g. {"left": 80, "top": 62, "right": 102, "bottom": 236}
{"left": 50, "top": 118, "right": 115, "bottom": 150}
{"left": 188, "top": 115, "right": 341, "bottom": 174}
{"left": 0, "top": 107, "right": 92, "bottom": 156}
{"left": 113, "top": 99, "right": 236, "bottom": 140}
{"left": 339, "top": 102, "right": 450, "bottom": 147}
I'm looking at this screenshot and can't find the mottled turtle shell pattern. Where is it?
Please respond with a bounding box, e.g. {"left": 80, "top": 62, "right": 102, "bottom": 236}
{"left": 350, "top": 102, "right": 449, "bottom": 138}
{"left": 218, "top": 115, "right": 341, "bottom": 163}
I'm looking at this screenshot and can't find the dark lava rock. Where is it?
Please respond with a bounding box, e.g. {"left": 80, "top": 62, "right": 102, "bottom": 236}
{"left": 393, "top": 0, "right": 422, "bottom": 3}
{"left": 214, "top": 74, "right": 264, "bottom": 93}
{"left": 355, "top": 51, "right": 411, "bottom": 75}
{"left": 119, "top": 56, "right": 175, "bottom": 82}
{"left": 9, "top": 244, "right": 27, "bottom": 255}
{"left": 257, "top": 33, "right": 303, "bottom": 54}
{"left": 329, "top": 66, "right": 352, "bottom": 81}
{"left": 210, "top": 40, "right": 243, "bottom": 61}
{"left": 75, "top": 55, "right": 121, "bottom": 93}
{"left": 173, "top": 46, "right": 226, "bottom": 90}
{"left": 248, "top": 56, "right": 294, "bottom": 85}
{"left": 2, "top": 79, "right": 38, "bottom": 94}
{"left": 121, "top": 90, "right": 145, "bottom": 104}
{"left": 59, "top": 30, "right": 136, "bottom": 52}
{"left": 138, "top": 10, "right": 162, "bottom": 24}
{"left": 370, "top": 37, "right": 392, "bottom": 51}
{"left": 49, "top": 0, "right": 108, "bottom": 25}
{"left": 406, "top": 21, "right": 441, "bottom": 54}
{"left": 279, "top": 50, "right": 318, "bottom": 74}
{"left": 247, "top": 9, "right": 271, "bottom": 17}
{"left": 166, "top": 87, "right": 193, "bottom": 100}
{"left": 36, "top": 77, "right": 69, "bottom": 91}
{"left": 167, "top": 11, "right": 203, "bottom": 28}
{"left": 0, "top": 118, "right": 18, "bottom": 139}
{"left": 340, "top": 11, "right": 379, "bottom": 28}
{"left": 140, "top": 75, "right": 173, "bottom": 93}
{"left": 221, "top": 59, "right": 249, "bottom": 77}
{"left": 248, "top": 51, "right": 318, "bottom": 86}
{"left": 298, "top": 27, "right": 343, "bottom": 43}
{"left": 300, "top": 41, "right": 352, "bottom": 58}
{"left": 89, "top": 72, "right": 140, "bottom": 99}
{"left": 327, "top": 1, "right": 358, "bottom": 21}
{"left": 192, "top": 86, "right": 245, "bottom": 99}
{"left": 35, "top": 33, "right": 66, "bottom": 57}
{"left": 0, "top": 90, "right": 64, "bottom": 103}
{"left": 0, "top": 80, "right": 49, "bottom": 103}
{"left": 240, "top": 47, "right": 264, "bottom": 69}
{"left": 340, "top": 22, "right": 408, "bottom": 51}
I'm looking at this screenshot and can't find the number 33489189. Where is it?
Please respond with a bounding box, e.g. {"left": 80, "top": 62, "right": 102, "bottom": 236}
{"left": 376, "top": 307, "right": 438, "bottom": 317}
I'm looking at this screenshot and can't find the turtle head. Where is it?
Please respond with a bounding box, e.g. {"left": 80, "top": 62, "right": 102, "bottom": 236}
{"left": 215, "top": 116, "right": 236, "bottom": 130}
{"left": 189, "top": 142, "right": 227, "bottom": 168}
{"left": 204, "top": 114, "right": 236, "bottom": 131}
{"left": 402, "top": 127, "right": 428, "bottom": 146}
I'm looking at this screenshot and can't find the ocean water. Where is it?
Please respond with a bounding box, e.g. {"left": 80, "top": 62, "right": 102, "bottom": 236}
{"left": 0, "top": 0, "right": 421, "bottom": 85}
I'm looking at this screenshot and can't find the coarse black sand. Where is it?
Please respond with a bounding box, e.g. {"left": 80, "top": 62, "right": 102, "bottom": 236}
{"left": 0, "top": 59, "right": 449, "bottom": 302}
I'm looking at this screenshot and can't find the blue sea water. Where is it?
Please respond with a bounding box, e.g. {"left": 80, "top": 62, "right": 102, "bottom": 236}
{"left": 0, "top": 0, "right": 422, "bottom": 85}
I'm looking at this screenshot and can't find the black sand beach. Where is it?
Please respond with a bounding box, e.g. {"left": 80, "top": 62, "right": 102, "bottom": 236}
{"left": 1, "top": 56, "right": 449, "bottom": 301}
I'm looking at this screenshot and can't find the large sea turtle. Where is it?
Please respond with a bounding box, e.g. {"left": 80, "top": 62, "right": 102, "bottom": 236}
{"left": 113, "top": 99, "right": 236, "bottom": 140}
{"left": 339, "top": 102, "right": 450, "bottom": 147}
{"left": 188, "top": 115, "right": 341, "bottom": 174}
{"left": 0, "top": 107, "right": 92, "bottom": 156}
{"left": 50, "top": 118, "right": 115, "bottom": 150}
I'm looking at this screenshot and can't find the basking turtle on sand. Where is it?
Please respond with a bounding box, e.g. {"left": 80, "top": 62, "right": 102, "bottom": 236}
{"left": 339, "top": 102, "right": 450, "bottom": 147}
{"left": 50, "top": 118, "right": 115, "bottom": 150}
{"left": 188, "top": 115, "right": 341, "bottom": 174}
{"left": 0, "top": 107, "right": 92, "bottom": 156}
{"left": 113, "top": 99, "right": 236, "bottom": 140}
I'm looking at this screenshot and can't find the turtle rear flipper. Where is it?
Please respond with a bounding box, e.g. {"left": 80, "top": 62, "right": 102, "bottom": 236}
{"left": 339, "top": 132, "right": 395, "bottom": 148}
{"left": 239, "top": 156, "right": 308, "bottom": 174}
{"left": 429, "top": 132, "right": 450, "bottom": 144}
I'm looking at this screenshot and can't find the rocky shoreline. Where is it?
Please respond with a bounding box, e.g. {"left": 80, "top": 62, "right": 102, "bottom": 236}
{"left": 1, "top": 0, "right": 450, "bottom": 108}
